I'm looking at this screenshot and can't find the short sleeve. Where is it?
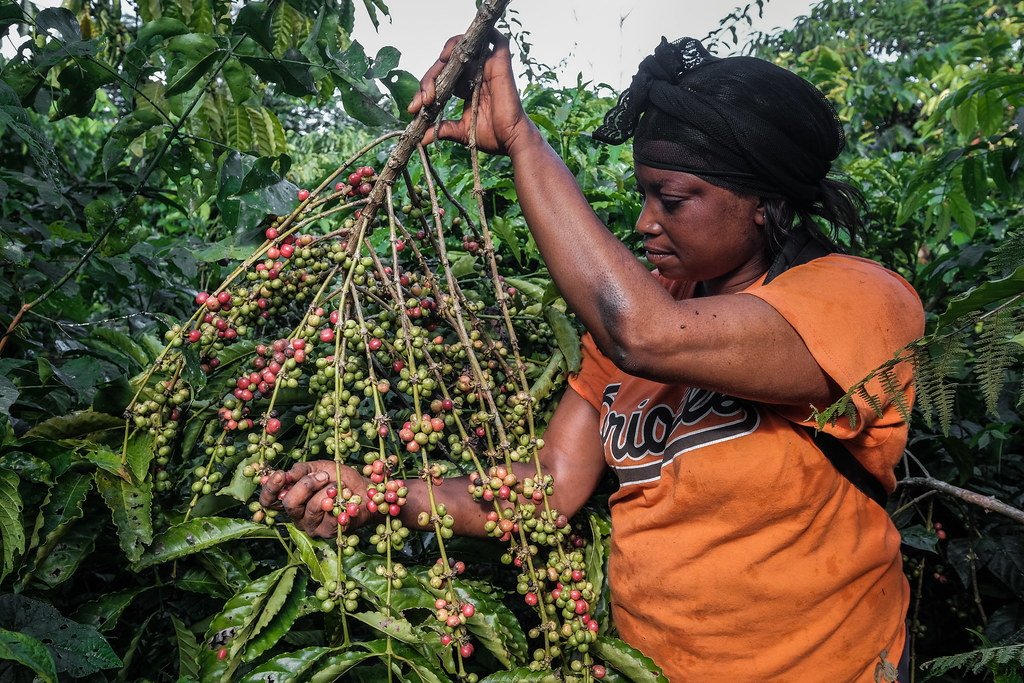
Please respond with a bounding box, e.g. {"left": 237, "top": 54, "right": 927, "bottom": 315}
{"left": 744, "top": 255, "right": 924, "bottom": 488}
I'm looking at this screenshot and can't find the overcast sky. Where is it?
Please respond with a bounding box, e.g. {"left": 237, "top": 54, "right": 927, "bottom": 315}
{"left": 354, "top": 0, "right": 820, "bottom": 89}
{"left": 3, "top": 1, "right": 820, "bottom": 91}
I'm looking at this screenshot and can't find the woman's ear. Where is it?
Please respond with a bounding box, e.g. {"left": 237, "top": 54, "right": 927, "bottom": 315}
{"left": 754, "top": 199, "right": 766, "bottom": 226}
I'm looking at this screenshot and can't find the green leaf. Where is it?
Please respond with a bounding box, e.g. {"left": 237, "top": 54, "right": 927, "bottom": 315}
{"left": 165, "top": 33, "right": 221, "bottom": 96}
{"left": 481, "top": 670, "right": 558, "bottom": 683}
{"left": 0, "top": 593, "right": 122, "bottom": 677}
{"left": 0, "top": 467, "right": 25, "bottom": 582}
{"left": 381, "top": 69, "right": 419, "bottom": 121}
{"left": 502, "top": 276, "right": 547, "bottom": 301}
{"left": 0, "top": 628, "right": 58, "bottom": 683}
{"left": 238, "top": 153, "right": 292, "bottom": 194}
{"left": 35, "top": 7, "right": 81, "bottom": 43}
{"left": 0, "top": 4, "right": 26, "bottom": 35}
{"left": 0, "top": 375, "right": 18, "bottom": 416}
{"left": 94, "top": 468, "right": 153, "bottom": 563}
{"left": 545, "top": 307, "right": 582, "bottom": 373}
{"left": 22, "top": 513, "right": 102, "bottom": 591}
{"left": 219, "top": 456, "right": 258, "bottom": 503}
{"left": 455, "top": 579, "right": 528, "bottom": 666}
{"left": 449, "top": 254, "right": 478, "bottom": 279}
{"left": 22, "top": 470, "right": 91, "bottom": 582}
{"left": 129, "top": 16, "right": 189, "bottom": 54}
{"left": 349, "top": 610, "right": 422, "bottom": 643}
{"left": 234, "top": 2, "right": 277, "bottom": 53}
{"left": 490, "top": 215, "right": 521, "bottom": 264}
{"left": 286, "top": 525, "right": 338, "bottom": 587}
{"left": 238, "top": 646, "right": 346, "bottom": 682}
{"left": 371, "top": 45, "right": 401, "bottom": 77}
{"left": 244, "top": 567, "right": 307, "bottom": 662}
{"left": 23, "top": 411, "right": 125, "bottom": 442}
{"left": 935, "top": 263, "right": 1024, "bottom": 328}
{"left": 101, "top": 110, "right": 166, "bottom": 173}
{"left": 77, "top": 443, "right": 127, "bottom": 479}
{"left": 72, "top": 586, "right": 149, "bottom": 633}
{"left": 900, "top": 524, "right": 940, "bottom": 553}
{"left": 0, "top": 82, "right": 62, "bottom": 205}
{"left": 133, "top": 517, "right": 277, "bottom": 571}
{"left": 339, "top": 78, "right": 396, "bottom": 127}
{"left": 124, "top": 431, "right": 153, "bottom": 484}
{"left": 222, "top": 58, "right": 254, "bottom": 104}
{"left": 949, "top": 96, "right": 977, "bottom": 138}
{"left": 591, "top": 635, "right": 669, "bottom": 682}
{"left": 198, "top": 566, "right": 302, "bottom": 676}
{"left": 170, "top": 613, "right": 202, "bottom": 681}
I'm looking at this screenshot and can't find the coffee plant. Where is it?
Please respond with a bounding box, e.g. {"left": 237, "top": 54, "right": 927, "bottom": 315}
{"left": 105, "top": 122, "right": 658, "bottom": 681}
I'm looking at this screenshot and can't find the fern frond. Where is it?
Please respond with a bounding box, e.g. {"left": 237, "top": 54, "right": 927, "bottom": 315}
{"left": 987, "top": 221, "right": 1024, "bottom": 276}
{"left": 879, "top": 365, "right": 912, "bottom": 422}
{"left": 916, "top": 335, "right": 968, "bottom": 434}
{"left": 856, "top": 384, "right": 885, "bottom": 418}
{"left": 924, "top": 642, "right": 1024, "bottom": 677}
{"left": 976, "top": 308, "right": 1023, "bottom": 417}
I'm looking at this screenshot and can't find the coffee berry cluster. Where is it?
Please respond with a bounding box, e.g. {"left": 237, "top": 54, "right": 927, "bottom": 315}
{"left": 127, "top": 154, "right": 613, "bottom": 680}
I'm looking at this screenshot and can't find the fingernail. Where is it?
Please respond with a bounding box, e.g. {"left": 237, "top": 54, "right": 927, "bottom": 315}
{"left": 315, "top": 472, "right": 328, "bottom": 482}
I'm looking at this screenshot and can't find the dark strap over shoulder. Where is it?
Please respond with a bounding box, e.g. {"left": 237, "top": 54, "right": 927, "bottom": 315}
{"left": 762, "top": 230, "right": 835, "bottom": 285}
{"left": 807, "top": 428, "right": 888, "bottom": 507}
{"left": 764, "top": 233, "right": 889, "bottom": 508}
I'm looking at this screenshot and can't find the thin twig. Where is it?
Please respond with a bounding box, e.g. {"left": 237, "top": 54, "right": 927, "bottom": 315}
{"left": 898, "top": 477, "right": 1024, "bottom": 525}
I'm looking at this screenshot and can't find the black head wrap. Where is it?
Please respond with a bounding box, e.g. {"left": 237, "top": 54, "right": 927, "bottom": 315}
{"left": 593, "top": 37, "right": 845, "bottom": 208}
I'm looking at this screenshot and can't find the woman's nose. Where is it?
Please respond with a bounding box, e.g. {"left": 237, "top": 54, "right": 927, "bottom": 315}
{"left": 635, "top": 202, "right": 661, "bottom": 237}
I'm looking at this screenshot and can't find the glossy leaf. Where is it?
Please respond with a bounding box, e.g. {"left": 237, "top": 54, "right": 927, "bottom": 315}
{"left": 0, "top": 593, "right": 121, "bottom": 677}
{"left": 23, "top": 512, "right": 102, "bottom": 591}
{"left": 935, "top": 263, "right": 1024, "bottom": 328}
{"left": 591, "top": 636, "right": 668, "bottom": 682}
{"left": 35, "top": 7, "right": 81, "bottom": 43}
{"left": 23, "top": 411, "right": 125, "bottom": 442}
{"left": 448, "top": 578, "right": 529, "bottom": 667}
{"left": 0, "top": 467, "right": 25, "bottom": 582}
{"left": 0, "top": 82, "right": 62, "bottom": 204}
{"left": 0, "top": 627, "right": 57, "bottom": 683}
{"left": 238, "top": 646, "right": 347, "bottom": 682}
{"left": 22, "top": 469, "right": 91, "bottom": 578}
{"left": 349, "top": 610, "right": 422, "bottom": 644}
{"left": 170, "top": 613, "right": 202, "bottom": 681}
{"left": 71, "top": 586, "right": 149, "bottom": 633}
{"left": 545, "top": 306, "right": 582, "bottom": 373}
{"left": 198, "top": 565, "right": 301, "bottom": 674}
{"left": 234, "top": 2, "right": 276, "bottom": 52}
{"left": 287, "top": 525, "right": 338, "bottom": 587}
{"left": 133, "top": 517, "right": 277, "bottom": 571}
{"left": 165, "top": 33, "right": 221, "bottom": 96}
{"left": 244, "top": 567, "right": 307, "bottom": 661}
{"left": 94, "top": 468, "right": 153, "bottom": 563}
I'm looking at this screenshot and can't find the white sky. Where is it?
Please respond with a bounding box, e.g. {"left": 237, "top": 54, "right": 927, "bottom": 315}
{"left": 3, "top": 1, "right": 819, "bottom": 90}
{"left": 354, "top": 0, "right": 820, "bottom": 89}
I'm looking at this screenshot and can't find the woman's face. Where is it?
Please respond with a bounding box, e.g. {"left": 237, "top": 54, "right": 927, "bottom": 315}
{"left": 634, "top": 163, "right": 768, "bottom": 295}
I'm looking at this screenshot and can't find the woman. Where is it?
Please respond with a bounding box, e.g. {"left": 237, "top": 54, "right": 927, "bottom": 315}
{"left": 261, "top": 33, "right": 923, "bottom": 681}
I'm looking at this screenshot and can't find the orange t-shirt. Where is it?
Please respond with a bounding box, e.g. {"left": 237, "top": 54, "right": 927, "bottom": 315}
{"left": 568, "top": 254, "right": 924, "bottom": 682}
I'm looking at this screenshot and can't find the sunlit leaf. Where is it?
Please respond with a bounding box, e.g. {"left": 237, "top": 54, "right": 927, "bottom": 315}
{"left": 591, "top": 636, "right": 668, "bottom": 682}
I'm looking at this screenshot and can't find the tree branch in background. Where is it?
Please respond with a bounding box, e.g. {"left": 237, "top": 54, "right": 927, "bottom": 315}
{"left": 898, "top": 477, "right": 1024, "bottom": 525}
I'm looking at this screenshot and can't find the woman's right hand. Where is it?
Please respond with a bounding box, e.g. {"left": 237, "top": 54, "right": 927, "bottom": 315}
{"left": 408, "top": 30, "right": 535, "bottom": 157}
{"left": 258, "top": 461, "right": 377, "bottom": 538}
